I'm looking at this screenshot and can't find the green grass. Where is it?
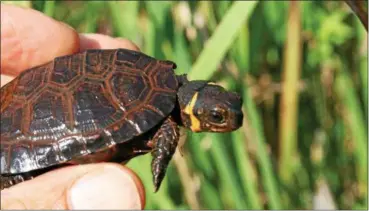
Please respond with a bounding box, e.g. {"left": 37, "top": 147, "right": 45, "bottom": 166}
{"left": 188, "top": 1, "right": 257, "bottom": 80}
{"left": 8, "top": 1, "right": 368, "bottom": 209}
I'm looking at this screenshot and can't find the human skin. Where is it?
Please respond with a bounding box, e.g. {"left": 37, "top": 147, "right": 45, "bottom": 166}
{"left": 1, "top": 3, "right": 146, "bottom": 210}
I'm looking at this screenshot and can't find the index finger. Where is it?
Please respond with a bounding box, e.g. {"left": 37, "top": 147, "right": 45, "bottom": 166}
{"left": 1, "top": 3, "right": 80, "bottom": 77}
{"left": 0, "top": 32, "right": 141, "bottom": 87}
{"left": 79, "top": 33, "right": 140, "bottom": 51}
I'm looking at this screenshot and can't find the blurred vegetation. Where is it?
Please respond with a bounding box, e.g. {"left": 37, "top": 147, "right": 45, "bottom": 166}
{"left": 4, "top": 0, "right": 368, "bottom": 209}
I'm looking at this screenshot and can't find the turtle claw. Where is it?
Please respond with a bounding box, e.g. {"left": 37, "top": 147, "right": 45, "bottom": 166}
{"left": 151, "top": 154, "right": 167, "bottom": 192}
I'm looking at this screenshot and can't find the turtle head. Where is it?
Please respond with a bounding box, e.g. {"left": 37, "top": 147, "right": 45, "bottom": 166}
{"left": 177, "top": 80, "right": 243, "bottom": 133}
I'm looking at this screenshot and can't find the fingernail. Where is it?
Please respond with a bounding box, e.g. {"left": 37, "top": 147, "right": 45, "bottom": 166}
{"left": 68, "top": 166, "right": 142, "bottom": 210}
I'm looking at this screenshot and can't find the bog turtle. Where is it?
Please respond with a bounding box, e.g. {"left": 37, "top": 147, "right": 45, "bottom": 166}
{"left": 0, "top": 48, "right": 243, "bottom": 191}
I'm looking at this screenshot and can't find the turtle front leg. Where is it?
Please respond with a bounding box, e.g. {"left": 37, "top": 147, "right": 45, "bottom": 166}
{"left": 150, "top": 116, "right": 179, "bottom": 192}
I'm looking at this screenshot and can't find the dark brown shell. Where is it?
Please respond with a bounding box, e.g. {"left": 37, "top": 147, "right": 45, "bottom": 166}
{"left": 1, "top": 49, "right": 179, "bottom": 174}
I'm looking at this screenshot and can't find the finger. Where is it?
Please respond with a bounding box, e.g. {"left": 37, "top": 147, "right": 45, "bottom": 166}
{"left": 1, "top": 33, "right": 141, "bottom": 87}
{"left": 1, "top": 3, "right": 80, "bottom": 76}
{"left": 79, "top": 33, "right": 140, "bottom": 51}
{"left": 1, "top": 163, "right": 145, "bottom": 210}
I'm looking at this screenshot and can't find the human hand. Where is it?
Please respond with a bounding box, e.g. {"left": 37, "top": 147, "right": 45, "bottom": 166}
{"left": 0, "top": 4, "right": 145, "bottom": 210}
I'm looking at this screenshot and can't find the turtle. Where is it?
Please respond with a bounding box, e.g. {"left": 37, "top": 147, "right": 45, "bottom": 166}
{"left": 0, "top": 48, "right": 243, "bottom": 191}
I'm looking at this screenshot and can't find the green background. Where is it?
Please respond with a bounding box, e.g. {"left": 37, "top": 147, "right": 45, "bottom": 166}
{"left": 5, "top": 1, "right": 368, "bottom": 209}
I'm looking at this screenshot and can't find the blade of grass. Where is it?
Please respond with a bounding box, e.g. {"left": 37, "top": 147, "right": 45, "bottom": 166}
{"left": 334, "top": 68, "right": 368, "bottom": 205}
{"left": 84, "top": 2, "right": 102, "bottom": 33}
{"left": 154, "top": 175, "right": 177, "bottom": 209}
{"left": 223, "top": 74, "right": 262, "bottom": 209}
{"left": 145, "top": 1, "right": 173, "bottom": 28}
{"left": 232, "top": 130, "right": 263, "bottom": 209}
{"left": 173, "top": 28, "right": 192, "bottom": 74}
{"left": 43, "top": 0, "right": 55, "bottom": 17}
{"left": 209, "top": 133, "right": 248, "bottom": 209}
{"left": 200, "top": 1, "right": 218, "bottom": 32}
{"left": 145, "top": 1, "right": 173, "bottom": 58}
{"left": 243, "top": 86, "right": 282, "bottom": 209}
{"left": 278, "top": 0, "right": 302, "bottom": 185}
{"left": 142, "top": 14, "right": 156, "bottom": 56}
{"left": 230, "top": 26, "right": 249, "bottom": 72}
{"left": 226, "top": 6, "right": 261, "bottom": 208}
{"left": 355, "top": 17, "right": 368, "bottom": 119}
{"left": 248, "top": 2, "right": 268, "bottom": 76}
{"left": 199, "top": 175, "right": 224, "bottom": 209}
{"left": 109, "top": 1, "right": 139, "bottom": 43}
{"left": 188, "top": 1, "right": 257, "bottom": 80}
{"left": 187, "top": 133, "right": 215, "bottom": 179}
{"left": 359, "top": 43, "right": 367, "bottom": 119}
{"left": 214, "top": 1, "right": 231, "bottom": 19}
{"left": 172, "top": 150, "right": 200, "bottom": 209}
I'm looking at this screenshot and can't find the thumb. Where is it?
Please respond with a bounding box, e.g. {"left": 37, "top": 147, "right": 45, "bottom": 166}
{"left": 0, "top": 163, "right": 145, "bottom": 210}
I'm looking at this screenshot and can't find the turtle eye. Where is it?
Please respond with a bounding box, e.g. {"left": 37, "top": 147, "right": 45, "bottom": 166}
{"left": 209, "top": 110, "right": 224, "bottom": 123}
